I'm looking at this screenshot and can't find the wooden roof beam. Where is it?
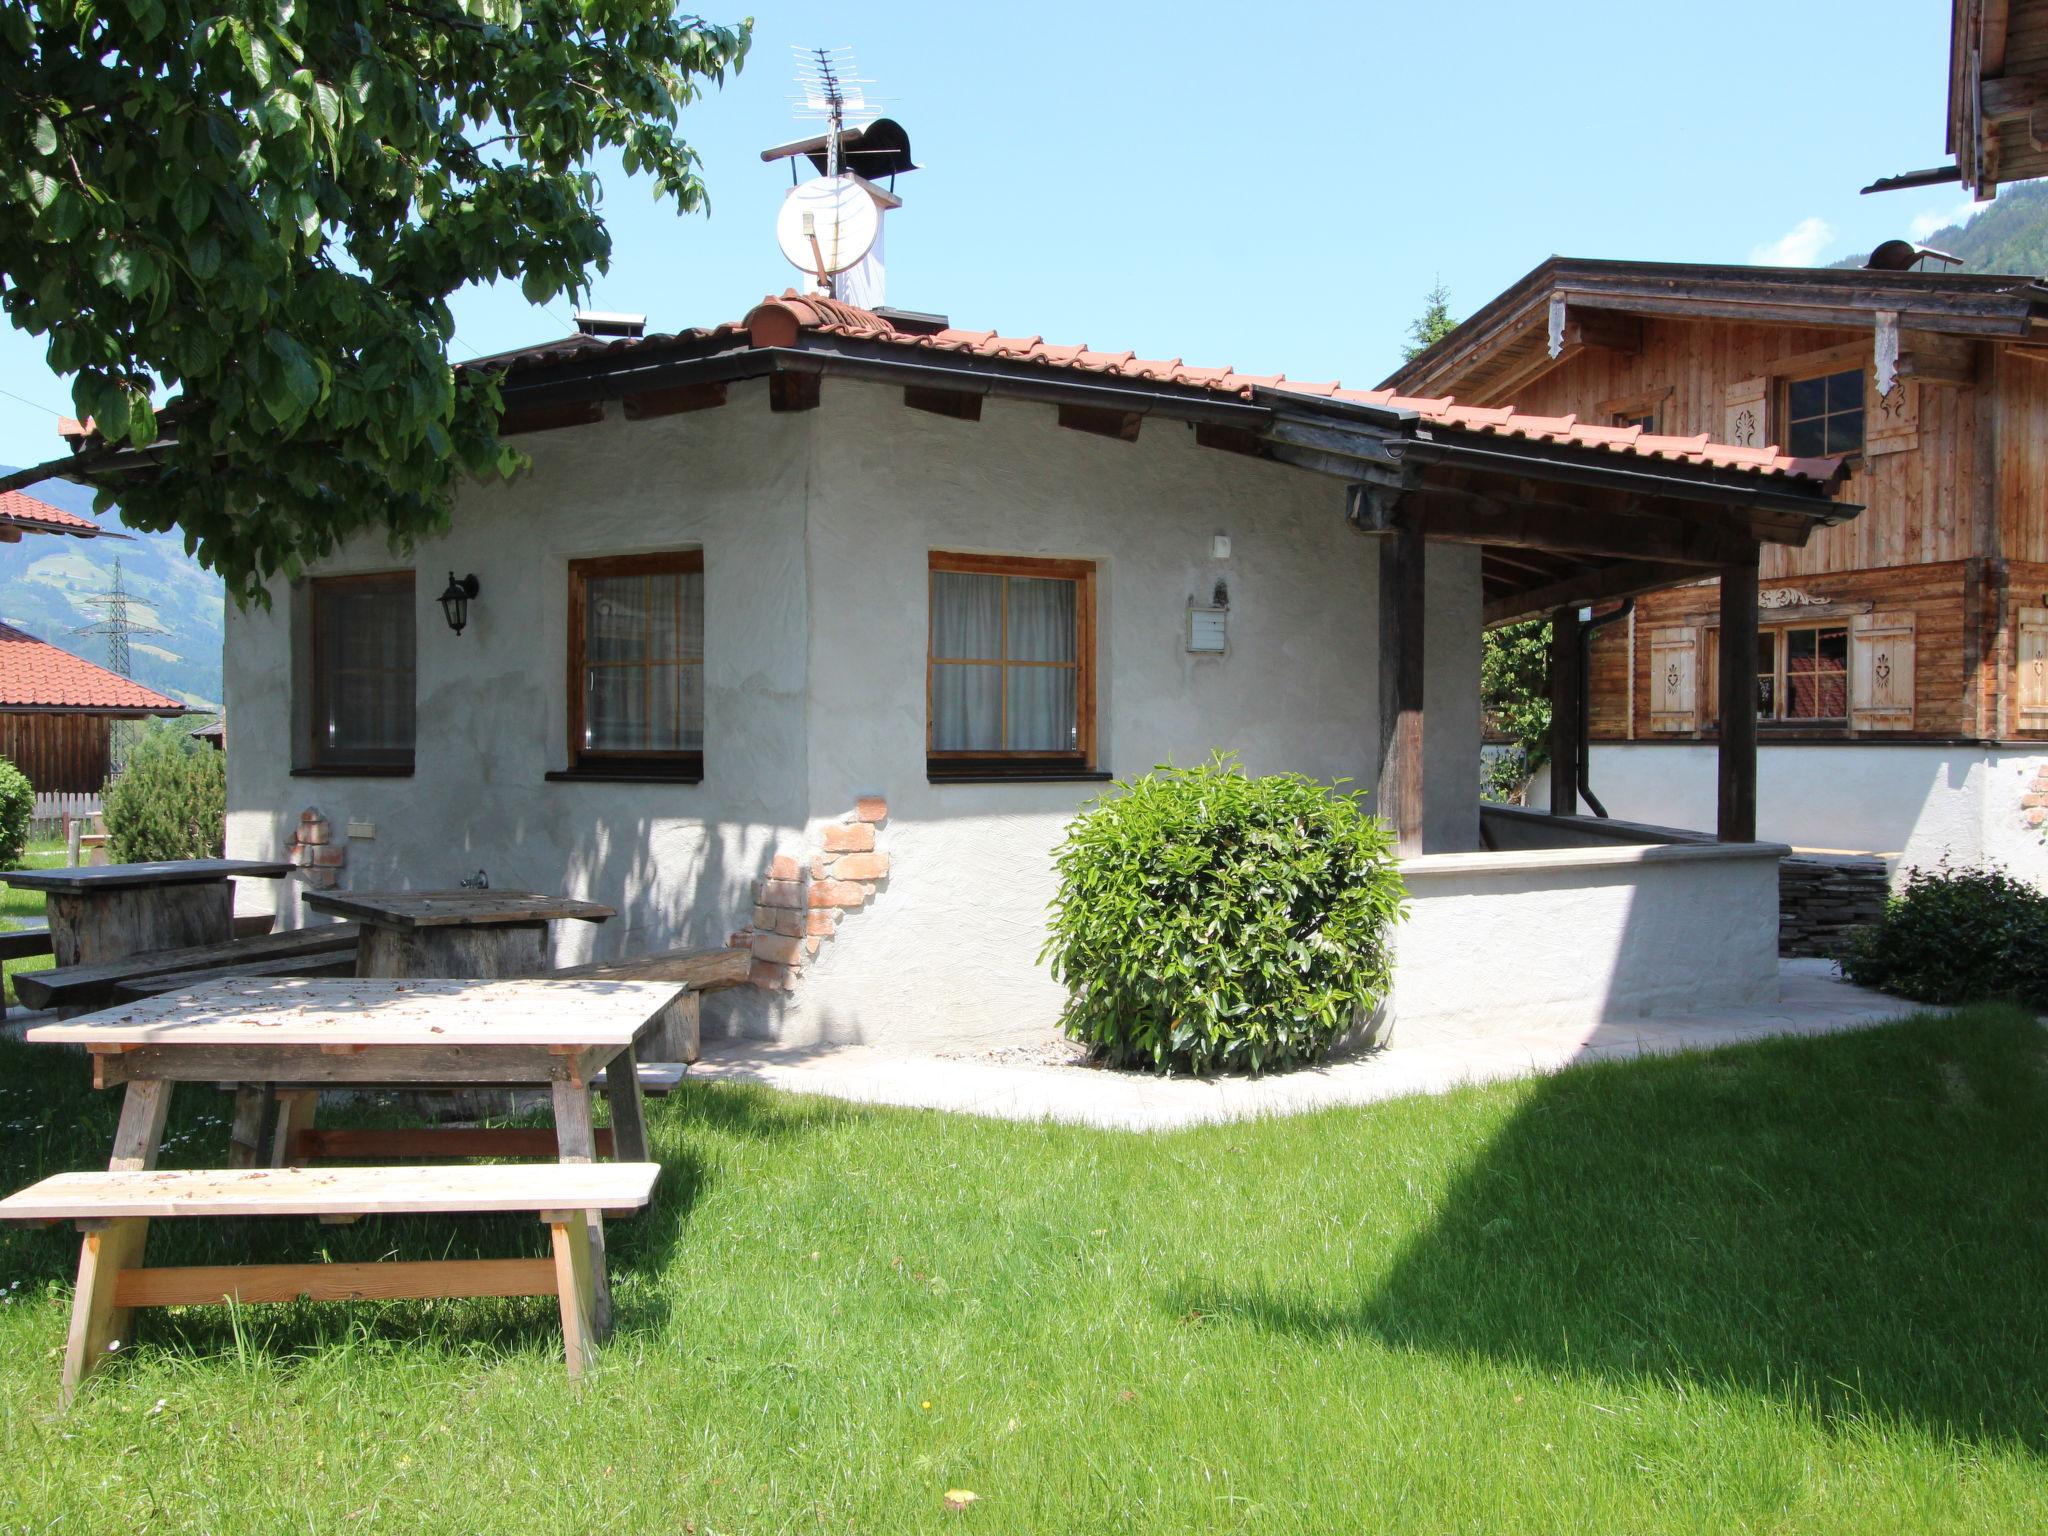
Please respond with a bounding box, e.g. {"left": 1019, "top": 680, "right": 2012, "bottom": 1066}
{"left": 1483, "top": 559, "right": 1703, "bottom": 628}
{"left": 1350, "top": 483, "right": 1758, "bottom": 568}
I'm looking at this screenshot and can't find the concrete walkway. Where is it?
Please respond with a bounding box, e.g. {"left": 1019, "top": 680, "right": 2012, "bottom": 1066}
{"left": 687, "top": 960, "right": 1927, "bottom": 1132}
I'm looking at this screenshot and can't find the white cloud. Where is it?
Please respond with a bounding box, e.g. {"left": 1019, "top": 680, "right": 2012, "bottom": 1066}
{"left": 1909, "top": 198, "right": 1979, "bottom": 242}
{"left": 1750, "top": 216, "right": 1835, "bottom": 267}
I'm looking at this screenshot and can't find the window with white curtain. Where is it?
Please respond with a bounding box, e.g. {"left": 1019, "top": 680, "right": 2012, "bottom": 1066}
{"left": 568, "top": 551, "right": 704, "bottom": 776}
{"left": 928, "top": 552, "right": 1094, "bottom": 772}
{"left": 308, "top": 572, "right": 415, "bottom": 771}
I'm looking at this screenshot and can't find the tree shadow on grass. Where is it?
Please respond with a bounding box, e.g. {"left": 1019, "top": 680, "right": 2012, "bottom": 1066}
{"left": 1168, "top": 1009, "right": 2048, "bottom": 1453}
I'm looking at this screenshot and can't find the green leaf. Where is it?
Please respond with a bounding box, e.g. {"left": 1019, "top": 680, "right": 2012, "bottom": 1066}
{"left": 172, "top": 179, "right": 211, "bottom": 234}
{"left": 31, "top": 115, "right": 58, "bottom": 157}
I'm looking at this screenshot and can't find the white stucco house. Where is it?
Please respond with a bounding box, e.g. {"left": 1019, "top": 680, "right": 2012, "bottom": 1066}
{"left": 209, "top": 293, "right": 1855, "bottom": 1050}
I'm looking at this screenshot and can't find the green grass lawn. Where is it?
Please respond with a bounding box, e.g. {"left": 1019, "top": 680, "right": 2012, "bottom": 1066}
{"left": 2, "top": 1006, "right": 2045, "bottom": 1532}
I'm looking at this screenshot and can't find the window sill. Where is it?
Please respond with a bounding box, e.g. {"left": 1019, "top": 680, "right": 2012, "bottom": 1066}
{"left": 544, "top": 768, "right": 703, "bottom": 785}
{"left": 291, "top": 765, "right": 414, "bottom": 778}
{"left": 928, "top": 768, "right": 1113, "bottom": 785}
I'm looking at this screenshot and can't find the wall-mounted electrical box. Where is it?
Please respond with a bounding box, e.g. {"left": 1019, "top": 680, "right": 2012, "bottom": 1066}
{"left": 1187, "top": 604, "right": 1229, "bottom": 654}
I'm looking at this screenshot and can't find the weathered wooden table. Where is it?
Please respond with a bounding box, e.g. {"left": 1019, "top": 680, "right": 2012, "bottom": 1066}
{"left": 299, "top": 889, "right": 616, "bottom": 979}
{"left": 26, "top": 975, "right": 684, "bottom": 1345}
{"left": 1, "top": 860, "right": 292, "bottom": 968}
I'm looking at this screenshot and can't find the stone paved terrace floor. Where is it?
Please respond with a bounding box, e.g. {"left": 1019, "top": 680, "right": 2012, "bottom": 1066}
{"left": 688, "top": 959, "right": 1929, "bottom": 1132}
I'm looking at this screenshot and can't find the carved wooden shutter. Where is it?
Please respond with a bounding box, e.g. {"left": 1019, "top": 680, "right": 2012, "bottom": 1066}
{"left": 1648, "top": 627, "right": 1698, "bottom": 733}
{"left": 1868, "top": 378, "right": 1919, "bottom": 456}
{"left": 1849, "top": 611, "right": 1915, "bottom": 731}
{"left": 1723, "top": 377, "right": 1768, "bottom": 449}
{"left": 2017, "top": 607, "right": 2048, "bottom": 728}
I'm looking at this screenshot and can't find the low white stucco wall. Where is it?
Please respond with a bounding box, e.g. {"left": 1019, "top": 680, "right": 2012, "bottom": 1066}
{"left": 1532, "top": 743, "right": 2048, "bottom": 882}
{"left": 1388, "top": 840, "right": 1787, "bottom": 1035}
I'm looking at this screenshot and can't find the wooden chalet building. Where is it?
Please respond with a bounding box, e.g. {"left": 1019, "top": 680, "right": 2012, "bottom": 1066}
{"left": 1387, "top": 256, "right": 2048, "bottom": 872}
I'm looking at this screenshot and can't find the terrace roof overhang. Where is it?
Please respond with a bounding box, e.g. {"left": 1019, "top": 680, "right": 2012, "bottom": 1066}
{"left": 475, "top": 328, "right": 1856, "bottom": 634}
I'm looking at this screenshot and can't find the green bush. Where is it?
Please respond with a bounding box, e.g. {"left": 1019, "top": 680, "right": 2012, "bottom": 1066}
{"left": 1840, "top": 864, "right": 2048, "bottom": 1008}
{"left": 1041, "top": 754, "right": 1406, "bottom": 1076}
{"left": 103, "top": 727, "right": 226, "bottom": 863}
{"left": 0, "top": 757, "right": 31, "bottom": 869}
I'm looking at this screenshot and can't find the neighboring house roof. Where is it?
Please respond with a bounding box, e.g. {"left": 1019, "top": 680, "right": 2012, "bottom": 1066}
{"left": 0, "top": 488, "right": 115, "bottom": 541}
{"left": 1381, "top": 255, "right": 2048, "bottom": 404}
{"left": 470, "top": 290, "right": 1848, "bottom": 491}
{"left": 1870, "top": 0, "right": 2048, "bottom": 196}
{"left": 0, "top": 622, "right": 186, "bottom": 715}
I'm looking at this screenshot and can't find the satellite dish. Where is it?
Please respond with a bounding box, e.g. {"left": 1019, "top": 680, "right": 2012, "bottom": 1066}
{"left": 776, "top": 175, "right": 879, "bottom": 279}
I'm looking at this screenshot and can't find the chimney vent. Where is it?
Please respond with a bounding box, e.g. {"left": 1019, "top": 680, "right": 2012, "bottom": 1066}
{"left": 574, "top": 311, "right": 647, "bottom": 338}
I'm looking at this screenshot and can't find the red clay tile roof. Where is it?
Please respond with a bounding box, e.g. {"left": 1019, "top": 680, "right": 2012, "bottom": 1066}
{"left": 738, "top": 293, "right": 1843, "bottom": 484}
{"left": 0, "top": 623, "right": 185, "bottom": 713}
{"left": 0, "top": 488, "right": 105, "bottom": 538}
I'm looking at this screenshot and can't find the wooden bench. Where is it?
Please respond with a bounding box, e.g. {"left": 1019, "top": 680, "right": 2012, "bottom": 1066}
{"left": 111, "top": 948, "right": 357, "bottom": 1001}
{"left": 14, "top": 923, "right": 360, "bottom": 1015}
{"left": 0, "top": 1161, "right": 660, "bottom": 1400}
{"left": 550, "top": 945, "right": 749, "bottom": 1063}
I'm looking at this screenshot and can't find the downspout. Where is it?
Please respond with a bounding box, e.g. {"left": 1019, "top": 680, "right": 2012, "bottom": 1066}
{"left": 1576, "top": 599, "right": 1634, "bottom": 818}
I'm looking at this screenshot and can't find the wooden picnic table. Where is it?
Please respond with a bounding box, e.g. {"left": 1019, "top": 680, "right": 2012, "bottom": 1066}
{"left": 1, "top": 859, "right": 291, "bottom": 968}
{"left": 26, "top": 975, "right": 685, "bottom": 1336}
{"left": 299, "top": 888, "right": 616, "bottom": 979}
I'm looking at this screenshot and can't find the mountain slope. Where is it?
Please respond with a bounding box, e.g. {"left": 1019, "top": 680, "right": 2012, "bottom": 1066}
{"left": 1837, "top": 182, "right": 2048, "bottom": 275}
{"left": 0, "top": 472, "right": 224, "bottom": 710}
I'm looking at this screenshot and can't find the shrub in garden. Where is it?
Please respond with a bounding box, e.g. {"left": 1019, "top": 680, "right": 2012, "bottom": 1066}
{"left": 103, "top": 727, "right": 226, "bottom": 863}
{"left": 1042, "top": 754, "right": 1406, "bottom": 1075}
{"left": 1840, "top": 863, "right": 2048, "bottom": 1009}
{"left": 0, "top": 757, "right": 31, "bottom": 869}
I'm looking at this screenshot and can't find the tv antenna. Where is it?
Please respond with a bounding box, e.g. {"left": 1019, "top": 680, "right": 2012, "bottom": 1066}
{"left": 773, "top": 47, "right": 883, "bottom": 295}
{"left": 74, "top": 556, "right": 165, "bottom": 681}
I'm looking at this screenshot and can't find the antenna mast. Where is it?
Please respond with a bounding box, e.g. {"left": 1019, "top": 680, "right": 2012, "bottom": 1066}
{"left": 792, "top": 47, "right": 869, "bottom": 295}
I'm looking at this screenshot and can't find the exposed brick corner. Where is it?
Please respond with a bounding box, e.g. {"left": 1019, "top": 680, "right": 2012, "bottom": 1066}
{"left": 736, "top": 801, "right": 893, "bottom": 996}
{"left": 288, "top": 807, "right": 344, "bottom": 891}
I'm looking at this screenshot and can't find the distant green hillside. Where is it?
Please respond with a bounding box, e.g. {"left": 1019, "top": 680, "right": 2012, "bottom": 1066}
{"left": 1838, "top": 182, "right": 2048, "bottom": 275}
{"left": 0, "top": 472, "right": 224, "bottom": 710}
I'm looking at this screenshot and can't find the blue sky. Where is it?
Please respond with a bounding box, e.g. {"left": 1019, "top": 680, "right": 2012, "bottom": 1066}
{"left": 0, "top": 0, "right": 1979, "bottom": 474}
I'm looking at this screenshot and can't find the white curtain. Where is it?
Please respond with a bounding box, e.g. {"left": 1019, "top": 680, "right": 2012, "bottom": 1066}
{"left": 929, "top": 571, "right": 1075, "bottom": 752}
{"left": 1004, "top": 577, "right": 1075, "bottom": 750}
{"left": 584, "top": 569, "right": 703, "bottom": 751}
{"left": 322, "top": 584, "right": 414, "bottom": 753}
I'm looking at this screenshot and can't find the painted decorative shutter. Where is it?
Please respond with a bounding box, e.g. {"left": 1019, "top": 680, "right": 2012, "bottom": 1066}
{"left": 1849, "top": 611, "right": 1916, "bottom": 731}
{"left": 1723, "top": 377, "right": 1768, "bottom": 449}
{"left": 1648, "top": 626, "right": 1698, "bottom": 733}
{"left": 2017, "top": 607, "right": 2048, "bottom": 729}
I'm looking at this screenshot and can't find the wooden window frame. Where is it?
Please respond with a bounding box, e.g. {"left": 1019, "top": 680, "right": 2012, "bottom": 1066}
{"left": 306, "top": 571, "right": 416, "bottom": 774}
{"left": 1781, "top": 364, "right": 1867, "bottom": 461}
{"left": 1704, "top": 621, "right": 1851, "bottom": 730}
{"left": 927, "top": 551, "right": 1097, "bottom": 778}
{"left": 565, "top": 550, "right": 705, "bottom": 781}
{"left": 1601, "top": 387, "right": 1670, "bottom": 435}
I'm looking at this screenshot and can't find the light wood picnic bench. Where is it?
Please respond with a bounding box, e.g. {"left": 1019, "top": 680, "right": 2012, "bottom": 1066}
{"left": 0, "top": 1162, "right": 660, "bottom": 1398}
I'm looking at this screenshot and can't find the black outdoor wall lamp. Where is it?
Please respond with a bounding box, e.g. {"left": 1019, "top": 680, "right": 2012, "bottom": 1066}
{"left": 438, "top": 572, "right": 480, "bottom": 635}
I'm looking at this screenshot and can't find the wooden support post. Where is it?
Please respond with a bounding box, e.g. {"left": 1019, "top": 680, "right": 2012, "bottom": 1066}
{"left": 601, "top": 1045, "right": 650, "bottom": 1164}
{"left": 226, "top": 1085, "right": 269, "bottom": 1169}
{"left": 1377, "top": 520, "right": 1427, "bottom": 856}
{"left": 640, "top": 990, "right": 700, "bottom": 1064}
{"left": 1548, "top": 606, "right": 1583, "bottom": 817}
{"left": 62, "top": 1219, "right": 149, "bottom": 1406}
{"left": 63, "top": 1079, "right": 173, "bottom": 1401}
{"left": 547, "top": 1214, "right": 599, "bottom": 1380}
{"left": 550, "top": 1079, "right": 612, "bottom": 1339}
{"left": 270, "top": 1090, "right": 318, "bottom": 1167}
{"left": 1717, "top": 558, "right": 1760, "bottom": 843}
